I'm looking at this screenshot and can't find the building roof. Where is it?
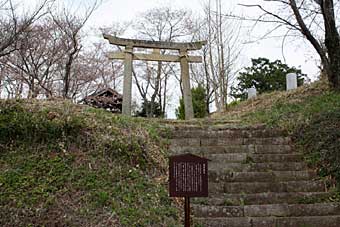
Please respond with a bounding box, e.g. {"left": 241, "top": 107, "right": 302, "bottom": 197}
{"left": 87, "top": 88, "right": 122, "bottom": 98}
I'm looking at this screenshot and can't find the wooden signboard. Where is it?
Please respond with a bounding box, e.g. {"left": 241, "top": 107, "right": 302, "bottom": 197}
{"left": 169, "top": 154, "right": 209, "bottom": 227}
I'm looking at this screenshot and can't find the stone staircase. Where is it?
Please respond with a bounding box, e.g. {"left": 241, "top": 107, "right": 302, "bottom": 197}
{"left": 168, "top": 124, "right": 340, "bottom": 227}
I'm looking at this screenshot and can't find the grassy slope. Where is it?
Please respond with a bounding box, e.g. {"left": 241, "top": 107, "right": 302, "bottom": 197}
{"left": 215, "top": 79, "right": 340, "bottom": 190}
{"left": 1, "top": 80, "right": 339, "bottom": 226}
{"left": 0, "top": 100, "right": 181, "bottom": 227}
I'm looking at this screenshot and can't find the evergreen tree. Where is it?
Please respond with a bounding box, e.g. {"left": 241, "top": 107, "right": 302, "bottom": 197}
{"left": 135, "top": 101, "right": 164, "bottom": 118}
{"left": 176, "top": 85, "right": 207, "bottom": 120}
{"left": 231, "top": 58, "right": 306, "bottom": 100}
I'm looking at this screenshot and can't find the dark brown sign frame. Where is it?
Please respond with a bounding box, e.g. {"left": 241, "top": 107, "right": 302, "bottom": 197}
{"left": 169, "top": 153, "right": 209, "bottom": 197}
{"left": 169, "top": 154, "right": 209, "bottom": 227}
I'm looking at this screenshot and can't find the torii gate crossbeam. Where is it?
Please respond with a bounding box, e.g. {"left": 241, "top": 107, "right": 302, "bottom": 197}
{"left": 104, "top": 34, "right": 207, "bottom": 120}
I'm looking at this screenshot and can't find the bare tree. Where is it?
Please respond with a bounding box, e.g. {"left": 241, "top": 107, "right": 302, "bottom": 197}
{"left": 0, "top": 1, "right": 110, "bottom": 100}
{"left": 236, "top": 0, "right": 340, "bottom": 90}
{"left": 51, "top": 1, "right": 99, "bottom": 98}
{"left": 1, "top": 17, "right": 64, "bottom": 98}
{"left": 132, "top": 7, "right": 192, "bottom": 117}
{"left": 0, "top": 0, "right": 53, "bottom": 58}
{"left": 69, "top": 42, "right": 124, "bottom": 100}
{"left": 190, "top": 0, "right": 242, "bottom": 113}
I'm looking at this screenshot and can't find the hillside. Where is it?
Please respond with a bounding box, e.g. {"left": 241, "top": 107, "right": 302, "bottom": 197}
{"left": 1, "top": 79, "right": 340, "bottom": 227}
{"left": 215, "top": 79, "right": 340, "bottom": 189}
{"left": 0, "top": 100, "right": 181, "bottom": 226}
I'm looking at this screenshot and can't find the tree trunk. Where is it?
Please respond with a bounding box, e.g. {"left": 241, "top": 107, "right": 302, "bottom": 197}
{"left": 290, "top": 0, "right": 340, "bottom": 90}
{"left": 63, "top": 49, "right": 76, "bottom": 99}
{"left": 321, "top": 0, "right": 340, "bottom": 90}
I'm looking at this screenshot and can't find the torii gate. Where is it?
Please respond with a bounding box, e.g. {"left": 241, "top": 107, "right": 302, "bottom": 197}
{"left": 103, "top": 34, "right": 206, "bottom": 120}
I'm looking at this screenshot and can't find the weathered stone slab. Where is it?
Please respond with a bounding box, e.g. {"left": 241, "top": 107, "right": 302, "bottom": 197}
{"left": 208, "top": 170, "right": 316, "bottom": 183}
{"left": 218, "top": 180, "right": 324, "bottom": 194}
{"left": 192, "top": 204, "right": 244, "bottom": 218}
{"left": 192, "top": 192, "right": 333, "bottom": 206}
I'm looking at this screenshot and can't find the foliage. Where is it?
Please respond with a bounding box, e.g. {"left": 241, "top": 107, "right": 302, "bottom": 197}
{"left": 135, "top": 100, "right": 164, "bottom": 118}
{"left": 227, "top": 100, "right": 241, "bottom": 108}
{"left": 176, "top": 85, "right": 207, "bottom": 120}
{"left": 295, "top": 109, "right": 340, "bottom": 189}
{"left": 231, "top": 57, "right": 305, "bottom": 100}
{"left": 0, "top": 101, "right": 84, "bottom": 146}
{"left": 0, "top": 100, "right": 181, "bottom": 226}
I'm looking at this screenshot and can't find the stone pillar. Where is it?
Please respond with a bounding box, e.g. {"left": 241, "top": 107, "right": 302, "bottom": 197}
{"left": 247, "top": 87, "right": 257, "bottom": 99}
{"left": 180, "top": 49, "right": 194, "bottom": 120}
{"left": 286, "top": 73, "right": 298, "bottom": 91}
{"left": 122, "top": 46, "right": 133, "bottom": 116}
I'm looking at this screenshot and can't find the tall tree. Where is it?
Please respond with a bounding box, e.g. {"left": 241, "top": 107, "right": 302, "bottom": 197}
{"left": 189, "top": 0, "right": 242, "bottom": 113}
{"left": 1, "top": 17, "right": 64, "bottom": 98}
{"left": 0, "top": 0, "right": 53, "bottom": 58}
{"left": 237, "top": 0, "right": 340, "bottom": 90}
{"left": 132, "top": 7, "right": 192, "bottom": 118}
{"left": 176, "top": 85, "right": 207, "bottom": 120}
{"left": 51, "top": 1, "right": 98, "bottom": 98}
{"left": 231, "top": 57, "right": 305, "bottom": 100}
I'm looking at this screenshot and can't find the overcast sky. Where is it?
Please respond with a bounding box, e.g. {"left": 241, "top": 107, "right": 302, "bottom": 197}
{"left": 25, "top": 0, "right": 321, "bottom": 78}
{"left": 25, "top": 0, "right": 321, "bottom": 117}
{"left": 53, "top": 0, "right": 317, "bottom": 75}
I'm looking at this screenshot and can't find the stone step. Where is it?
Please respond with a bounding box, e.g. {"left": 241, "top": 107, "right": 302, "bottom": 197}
{"left": 170, "top": 137, "right": 291, "bottom": 147}
{"left": 209, "top": 162, "right": 308, "bottom": 172}
{"left": 169, "top": 144, "right": 293, "bottom": 155}
{"left": 192, "top": 192, "right": 333, "bottom": 206}
{"left": 193, "top": 215, "right": 340, "bottom": 227}
{"left": 209, "top": 180, "right": 325, "bottom": 194}
{"left": 169, "top": 128, "right": 287, "bottom": 139}
{"left": 204, "top": 153, "right": 303, "bottom": 163}
{"left": 192, "top": 203, "right": 340, "bottom": 218}
{"left": 209, "top": 170, "right": 317, "bottom": 183}
{"left": 165, "top": 123, "right": 267, "bottom": 131}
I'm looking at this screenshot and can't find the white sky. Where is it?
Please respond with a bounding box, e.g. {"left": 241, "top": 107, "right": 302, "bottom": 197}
{"left": 87, "top": 0, "right": 319, "bottom": 73}
{"left": 24, "top": 0, "right": 321, "bottom": 117}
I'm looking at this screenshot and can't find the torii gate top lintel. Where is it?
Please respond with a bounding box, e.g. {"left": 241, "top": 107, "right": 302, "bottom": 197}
{"left": 103, "top": 34, "right": 207, "bottom": 51}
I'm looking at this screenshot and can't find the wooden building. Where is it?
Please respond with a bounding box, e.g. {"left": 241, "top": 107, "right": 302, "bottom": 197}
{"left": 82, "top": 88, "right": 123, "bottom": 113}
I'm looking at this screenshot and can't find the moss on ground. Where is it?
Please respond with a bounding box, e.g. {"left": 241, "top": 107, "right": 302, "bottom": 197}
{"left": 0, "top": 100, "right": 180, "bottom": 226}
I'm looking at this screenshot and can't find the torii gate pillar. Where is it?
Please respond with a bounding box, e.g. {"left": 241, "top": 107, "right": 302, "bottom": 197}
{"left": 104, "top": 35, "right": 206, "bottom": 120}
{"left": 180, "top": 49, "right": 194, "bottom": 120}
{"left": 122, "top": 46, "right": 133, "bottom": 116}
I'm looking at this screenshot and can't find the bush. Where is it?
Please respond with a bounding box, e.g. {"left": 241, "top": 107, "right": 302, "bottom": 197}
{"left": 0, "top": 101, "right": 84, "bottom": 146}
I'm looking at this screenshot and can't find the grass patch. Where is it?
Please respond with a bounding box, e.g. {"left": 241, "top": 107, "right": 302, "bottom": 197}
{"left": 0, "top": 99, "right": 181, "bottom": 226}
{"left": 216, "top": 80, "right": 340, "bottom": 189}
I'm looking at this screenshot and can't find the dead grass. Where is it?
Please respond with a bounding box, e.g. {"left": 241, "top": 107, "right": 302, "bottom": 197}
{"left": 212, "top": 79, "right": 330, "bottom": 122}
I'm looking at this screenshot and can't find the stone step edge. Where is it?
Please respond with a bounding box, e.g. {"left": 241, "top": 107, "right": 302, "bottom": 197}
{"left": 169, "top": 145, "right": 293, "bottom": 154}
{"left": 209, "top": 180, "right": 325, "bottom": 194}
{"left": 193, "top": 215, "right": 340, "bottom": 227}
{"left": 192, "top": 203, "right": 340, "bottom": 218}
{"left": 170, "top": 137, "right": 292, "bottom": 146}
{"left": 208, "top": 167, "right": 309, "bottom": 174}
{"left": 208, "top": 170, "right": 317, "bottom": 183}
{"left": 168, "top": 131, "right": 288, "bottom": 139}
{"left": 191, "top": 192, "right": 334, "bottom": 206}
{"left": 203, "top": 153, "right": 303, "bottom": 162}
{"left": 192, "top": 191, "right": 332, "bottom": 205}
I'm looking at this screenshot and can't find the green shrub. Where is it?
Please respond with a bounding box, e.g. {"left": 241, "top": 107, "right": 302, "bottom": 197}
{"left": 176, "top": 85, "right": 207, "bottom": 119}
{"left": 0, "top": 101, "right": 84, "bottom": 147}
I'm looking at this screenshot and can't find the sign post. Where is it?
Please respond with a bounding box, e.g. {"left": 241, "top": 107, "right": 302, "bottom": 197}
{"left": 185, "top": 196, "right": 190, "bottom": 227}
{"left": 169, "top": 154, "right": 209, "bottom": 227}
